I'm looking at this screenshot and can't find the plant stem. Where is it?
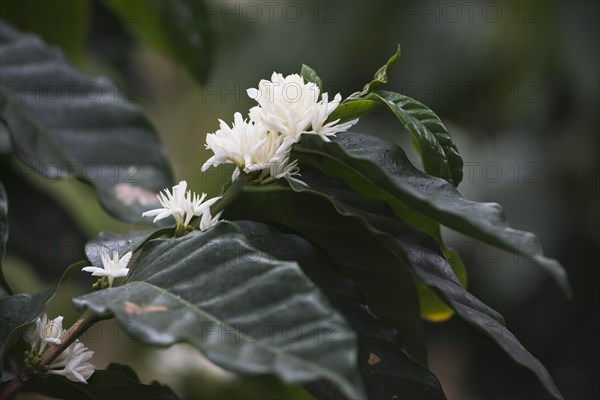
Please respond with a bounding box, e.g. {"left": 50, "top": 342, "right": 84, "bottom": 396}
{"left": 0, "top": 311, "right": 99, "bottom": 400}
{"left": 210, "top": 178, "right": 246, "bottom": 216}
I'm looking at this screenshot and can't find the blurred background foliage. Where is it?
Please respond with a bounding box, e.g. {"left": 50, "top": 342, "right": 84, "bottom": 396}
{"left": 0, "top": 0, "right": 598, "bottom": 398}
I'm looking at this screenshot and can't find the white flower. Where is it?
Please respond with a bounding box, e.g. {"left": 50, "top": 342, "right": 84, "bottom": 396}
{"left": 23, "top": 313, "right": 63, "bottom": 353}
{"left": 142, "top": 181, "right": 189, "bottom": 225}
{"left": 307, "top": 92, "right": 360, "bottom": 139}
{"left": 48, "top": 340, "right": 95, "bottom": 384}
{"left": 247, "top": 72, "right": 358, "bottom": 143}
{"left": 202, "top": 112, "right": 299, "bottom": 182}
{"left": 143, "top": 181, "right": 221, "bottom": 228}
{"left": 22, "top": 314, "right": 95, "bottom": 383}
{"left": 199, "top": 209, "right": 223, "bottom": 232}
{"left": 82, "top": 250, "right": 132, "bottom": 287}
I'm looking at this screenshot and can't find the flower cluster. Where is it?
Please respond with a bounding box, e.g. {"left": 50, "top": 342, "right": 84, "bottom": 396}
{"left": 202, "top": 72, "right": 358, "bottom": 183}
{"left": 142, "top": 180, "right": 222, "bottom": 230}
{"left": 23, "top": 313, "right": 95, "bottom": 384}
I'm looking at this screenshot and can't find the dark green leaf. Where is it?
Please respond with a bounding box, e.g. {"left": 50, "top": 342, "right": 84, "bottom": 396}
{"left": 224, "top": 183, "right": 426, "bottom": 365}
{"left": 0, "top": 290, "right": 53, "bottom": 370}
{"left": 352, "top": 44, "right": 401, "bottom": 97}
{"left": 85, "top": 227, "right": 175, "bottom": 267}
{"left": 105, "top": 363, "right": 141, "bottom": 381}
{"left": 416, "top": 248, "right": 467, "bottom": 322}
{"left": 22, "top": 364, "right": 178, "bottom": 400}
{"left": 293, "top": 132, "right": 570, "bottom": 297}
{"left": 0, "top": 162, "right": 88, "bottom": 283}
{"left": 300, "top": 64, "right": 324, "bottom": 93}
{"left": 0, "top": 181, "right": 11, "bottom": 296}
{"left": 279, "top": 167, "right": 562, "bottom": 399}
{"left": 106, "top": 0, "right": 214, "bottom": 84}
{"left": 0, "top": 0, "right": 89, "bottom": 61}
{"left": 0, "top": 21, "right": 174, "bottom": 222}
{"left": 366, "top": 91, "right": 463, "bottom": 186}
{"left": 73, "top": 222, "right": 364, "bottom": 399}
{"left": 337, "top": 45, "right": 462, "bottom": 185}
{"left": 327, "top": 99, "right": 383, "bottom": 125}
{"left": 0, "top": 260, "right": 86, "bottom": 371}
{"left": 293, "top": 132, "right": 466, "bottom": 321}
{"left": 235, "top": 221, "right": 446, "bottom": 399}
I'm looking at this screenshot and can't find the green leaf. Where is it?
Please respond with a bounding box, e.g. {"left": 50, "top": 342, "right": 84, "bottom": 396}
{"left": 416, "top": 248, "right": 467, "bottom": 322}
{"left": 22, "top": 363, "right": 179, "bottom": 400}
{"left": 106, "top": 0, "right": 214, "bottom": 84}
{"left": 235, "top": 221, "right": 446, "bottom": 399}
{"left": 224, "top": 184, "right": 426, "bottom": 365}
{"left": 300, "top": 64, "right": 324, "bottom": 93}
{"left": 84, "top": 227, "right": 175, "bottom": 267}
{"left": 0, "top": 181, "right": 11, "bottom": 296}
{"left": 327, "top": 99, "right": 383, "bottom": 125}
{"left": 0, "top": 21, "right": 174, "bottom": 222}
{"left": 0, "top": 260, "right": 85, "bottom": 371}
{"left": 336, "top": 45, "right": 463, "bottom": 186}
{"left": 287, "top": 171, "right": 562, "bottom": 399}
{"left": 292, "top": 133, "right": 466, "bottom": 321}
{"left": 0, "top": 291, "right": 53, "bottom": 369}
{"left": 353, "top": 44, "right": 401, "bottom": 97}
{"left": 293, "top": 133, "right": 570, "bottom": 297}
{"left": 366, "top": 91, "right": 464, "bottom": 186}
{"left": 0, "top": 0, "right": 89, "bottom": 62}
{"left": 73, "top": 222, "right": 365, "bottom": 399}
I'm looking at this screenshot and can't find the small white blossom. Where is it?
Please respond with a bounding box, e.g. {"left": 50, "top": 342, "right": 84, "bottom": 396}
{"left": 22, "top": 313, "right": 95, "bottom": 383}
{"left": 82, "top": 250, "right": 132, "bottom": 287}
{"left": 142, "top": 181, "right": 189, "bottom": 225}
{"left": 202, "top": 112, "right": 300, "bottom": 182}
{"left": 307, "top": 92, "right": 360, "bottom": 140}
{"left": 143, "top": 181, "right": 221, "bottom": 228}
{"left": 199, "top": 209, "right": 223, "bottom": 232}
{"left": 247, "top": 72, "right": 358, "bottom": 143}
{"left": 48, "top": 340, "right": 95, "bottom": 384}
{"left": 23, "top": 313, "right": 63, "bottom": 353}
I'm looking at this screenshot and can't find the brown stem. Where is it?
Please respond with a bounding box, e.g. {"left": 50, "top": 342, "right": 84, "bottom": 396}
{"left": 0, "top": 312, "right": 99, "bottom": 400}
{"left": 0, "top": 372, "right": 31, "bottom": 400}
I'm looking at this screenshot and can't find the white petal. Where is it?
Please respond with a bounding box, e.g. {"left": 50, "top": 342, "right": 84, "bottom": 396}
{"left": 119, "top": 252, "right": 132, "bottom": 266}
{"left": 193, "top": 196, "right": 221, "bottom": 215}
{"left": 82, "top": 266, "right": 104, "bottom": 274}
{"left": 154, "top": 209, "right": 180, "bottom": 223}
{"left": 142, "top": 208, "right": 165, "bottom": 217}
{"left": 44, "top": 337, "right": 62, "bottom": 345}
{"left": 109, "top": 268, "right": 130, "bottom": 278}
{"left": 247, "top": 87, "right": 259, "bottom": 100}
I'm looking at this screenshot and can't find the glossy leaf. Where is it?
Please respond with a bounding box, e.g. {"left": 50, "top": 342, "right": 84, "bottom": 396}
{"left": 417, "top": 248, "right": 467, "bottom": 322}
{"left": 73, "top": 222, "right": 364, "bottom": 399}
{"left": 0, "top": 163, "right": 89, "bottom": 283}
{"left": 368, "top": 91, "right": 463, "bottom": 186}
{"left": 300, "top": 64, "right": 324, "bottom": 93}
{"left": 0, "top": 21, "right": 173, "bottom": 222}
{"left": 0, "top": 181, "right": 11, "bottom": 296}
{"left": 235, "top": 221, "right": 446, "bottom": 399}
{"left": 327, "top": 99, "right": 383, "bottom": 125}
{"left": 22, "top": 363, "right": 178, "bottom": 400}
{"left": 292, "top": 167, "right": 564, "bottom": 398}
{"left": 352, "top": 44, "right": 401, "bottom": 97}
{"left": 292, "top": 132, "right": 570, "bottom": 296}
{"left": 0, "top": 0, "right": 90, "bottom": 61}
{"left": 293, "top": 133, "right": 467, "bottom": 321}
{"left": 0, "top": 261, "right": 85, "bottom": 371}
{"left": 0, "top": 290, "right": 53, "bottom": 370}
{"left": 85, "top": 227, "right": 175, "bottom": 267}
{"left": 107, "top": 0, "right": 214, "bottom": 84}
{"left": 336, "top": 44, "right": 463, "bottom": 185}
{"left": 224, "top": 184, "right": 426, "bottom": 365}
